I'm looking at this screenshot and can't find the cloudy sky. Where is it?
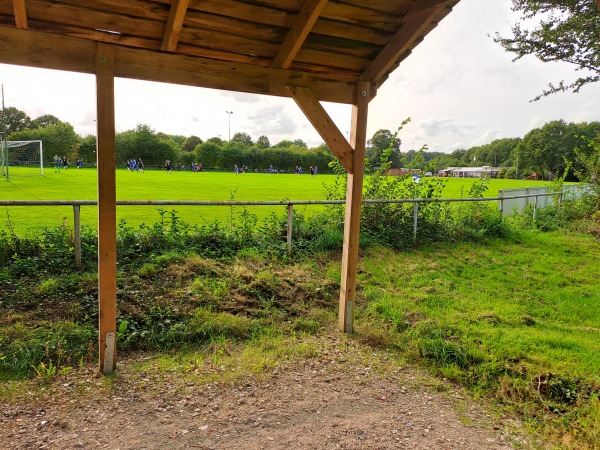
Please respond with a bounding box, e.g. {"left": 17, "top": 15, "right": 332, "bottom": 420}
{"left": 1, "top": 0, "right": 599, "bottom": 153}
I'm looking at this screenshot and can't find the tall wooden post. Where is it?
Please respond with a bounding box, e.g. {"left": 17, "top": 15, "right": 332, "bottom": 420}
{"left": 96, "top": 44, "right": 117, "bottom": 374}
{"left": 338, "top": 82, "right": 369, "bottom": 333}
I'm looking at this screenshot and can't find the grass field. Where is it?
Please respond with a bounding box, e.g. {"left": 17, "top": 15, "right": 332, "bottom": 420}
{"left": 357, "top": 230, "right": 600, "bottom": 447}
{"left": 1, "top": 167, "right": 560, "bottom": 234}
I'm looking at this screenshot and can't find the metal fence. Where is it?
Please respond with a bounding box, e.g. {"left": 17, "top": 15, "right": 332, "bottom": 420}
{"left": 1, "top": 187, "right": 576, "bottom": 267}
{"left": 498, "top": 184, "right": 589, "bottom": 217}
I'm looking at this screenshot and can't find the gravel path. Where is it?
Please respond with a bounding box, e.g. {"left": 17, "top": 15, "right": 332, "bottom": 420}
{"left": 1, "top": 345, "right": 528, "bottom": 450}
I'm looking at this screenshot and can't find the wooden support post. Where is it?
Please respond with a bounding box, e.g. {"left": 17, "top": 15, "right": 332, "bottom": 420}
{"left": 338, "top": 82, "right": 369, "bottom": 333}
{"left": 96, "top": 44, "right": 117, "bottom": 375}
{"left": 73, "top": 205, "right": 81, "bottom": 267}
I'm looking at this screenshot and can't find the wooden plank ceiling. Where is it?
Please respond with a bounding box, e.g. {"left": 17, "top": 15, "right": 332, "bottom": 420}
{"left": 0, "top": 0, "right": 460, "bottom": 103}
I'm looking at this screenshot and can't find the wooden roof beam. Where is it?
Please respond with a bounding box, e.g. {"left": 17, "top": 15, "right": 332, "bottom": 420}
{"left": 161, "top": 0, "right": 189, "bottom": 52}
{"left": 271, "top": 0, "right": 329, "bottom": 69}
{"left": 0, "top": 27, "right": 356, "bottom": 104}
{"left": 12, "top": 0, "right": 28, "bottom": 29}
{"left": 288, "top": 85, "right": 353, "bottom": 173}
{"left": 360, "top": 7, "right": 441, "bottom": 83}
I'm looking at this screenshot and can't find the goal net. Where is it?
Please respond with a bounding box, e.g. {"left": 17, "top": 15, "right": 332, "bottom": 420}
{"left": 0, "top": 140, "right": 44, "bottom": 179}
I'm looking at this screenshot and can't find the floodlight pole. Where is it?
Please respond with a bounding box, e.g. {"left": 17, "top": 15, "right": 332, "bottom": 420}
{"left": 226, "top": 110, "right": 233, "bottom": 141}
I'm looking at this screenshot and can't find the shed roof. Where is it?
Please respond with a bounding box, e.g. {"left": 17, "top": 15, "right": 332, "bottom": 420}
{"left": 0, "top": 0, "right": 460, "bottom": 104}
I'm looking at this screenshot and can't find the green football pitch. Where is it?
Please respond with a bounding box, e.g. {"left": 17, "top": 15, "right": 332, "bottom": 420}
{"left": 1, "top": 167, "right": 556, "bottom": 235}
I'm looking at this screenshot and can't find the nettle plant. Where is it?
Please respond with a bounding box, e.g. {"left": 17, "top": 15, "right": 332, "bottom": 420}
{"left": 323, "top": 121, "right": 449, "bottom": 248}
{"left": 575, "top": 134, "right": 600, "bottom": 212}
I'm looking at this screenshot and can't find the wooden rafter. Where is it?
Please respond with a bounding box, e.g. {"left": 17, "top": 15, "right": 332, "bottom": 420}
{"left": 0, "top": 27, "right": 356, "bottom": 104}
{"left": 12, "top": 0, "right": 28, "bottom": 29}
{"left": 360, "top": 7, "right": 441, "bottom": 82}
{"left": 161, "top": 0, "right": 189, "bottom": 52}
{"left": 271, "top": 0, "right": 328, "bottom": 69}
{"left": 288, "top": 85, "right": 353, "bottom": 173}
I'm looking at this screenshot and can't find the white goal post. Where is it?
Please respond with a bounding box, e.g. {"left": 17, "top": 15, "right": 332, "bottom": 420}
{"left": 0, "top": 140, "right": 44, "bottom": 179}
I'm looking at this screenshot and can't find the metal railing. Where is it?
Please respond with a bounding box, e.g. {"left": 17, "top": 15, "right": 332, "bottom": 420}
{"left": 0, "top": 190, "right": 564, "bottom": 267}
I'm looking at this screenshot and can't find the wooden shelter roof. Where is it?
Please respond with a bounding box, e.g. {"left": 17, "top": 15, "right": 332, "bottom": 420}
{"left": 0, "top": 0, "right": 459, "bottom": 104}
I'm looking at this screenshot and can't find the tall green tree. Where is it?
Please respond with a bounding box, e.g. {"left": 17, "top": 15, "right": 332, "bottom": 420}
{"left": 292, "top": 139, "right": 307, "bottom": 148}
{"left": 516, "top": 120, "right": 581, "bottom": 178}
{"left": 255, "top": 135, "right": 271, "bottom": 149}
{"left": 231, "top": 132, "right": 253, "bottom": 147}
{"left": 78, "top": 135, "right": 97, "bottom": 164}
{"left": 494, "top": 0, "right": 600, "bottom": 100}
{"left": 272, "top": 139, "right": 295, "bottom": 148}
{"left": 221, "top": 141, "right": 247, "bottom": 168}
{"left": 206, "top": 136, "right": 224, "bottom": 146}
{"left": 31, "top": 114, "right": 62, "bottom": 129}
{"left": 367, "top": 129, "right": 400, "bottom": 167}
{"left": 470, "top": 138, "right": 521, "bottom": 166}
{"left": 196, "top": 141, "right": 222, "bottom": 168}
{"left": 0, "top": 106, "right": 32, "bottom": 134}
{"left": 116, "top": 124, "right": 177, "bottom": 166}
{"left": 9, "top": 122, "right": 79, "bottom": 163}
{"left": 181, "top": 135, "right": 203, "bottom": 153}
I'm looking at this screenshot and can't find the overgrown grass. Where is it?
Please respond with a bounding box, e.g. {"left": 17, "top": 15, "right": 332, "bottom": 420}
{"left": 5, "top": 222, "right": 599, "bottom": 446}
{"left": 356, "top": 231, "right": 600, "bottom": 449}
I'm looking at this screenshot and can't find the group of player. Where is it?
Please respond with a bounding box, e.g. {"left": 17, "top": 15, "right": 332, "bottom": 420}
{"left": 53, "top": 155, "right": 69, "bottom": 172}
{"left": 127, "top": 159, "right": 144, "bottom": 172}
{"left": 295, "top": 166, "right": 318, "bottom": 176}
{"left": 232, "top": 164, "right": 319, "bottom": 176}
{"left": 234, "top": 164, "right": 249, "bottom": 174}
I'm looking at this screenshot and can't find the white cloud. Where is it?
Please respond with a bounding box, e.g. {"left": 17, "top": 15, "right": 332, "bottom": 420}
{"left": 417, "top": 117, "right": 476, "bottom": 138}
{"left": 245, "top": 104, "right": 298, "bottom": 140}
{"left": 469, "top": 129, "right": 503, "bottom": 147}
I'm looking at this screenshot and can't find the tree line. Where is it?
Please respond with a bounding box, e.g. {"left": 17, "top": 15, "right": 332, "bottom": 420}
{"left": 365, "top": 121, "right": 600, "bottom": 180}
{"left": 1, "top": 106, "right": 599, "bottom": 178}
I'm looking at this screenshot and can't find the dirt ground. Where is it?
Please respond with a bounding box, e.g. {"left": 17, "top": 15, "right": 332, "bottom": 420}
{"left": 1, "top": 344, "right": 529, "bottom": 450}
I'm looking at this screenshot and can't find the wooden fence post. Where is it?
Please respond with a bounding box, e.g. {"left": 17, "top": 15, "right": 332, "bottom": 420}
{"left": 73, "top": 205, "right": 81, "bottom": 267}
{"left": 413, "top": 202, "right": 419, "bottom": 242}
{"left": 287, "top": 203, "right": 293, "bottom": 254}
